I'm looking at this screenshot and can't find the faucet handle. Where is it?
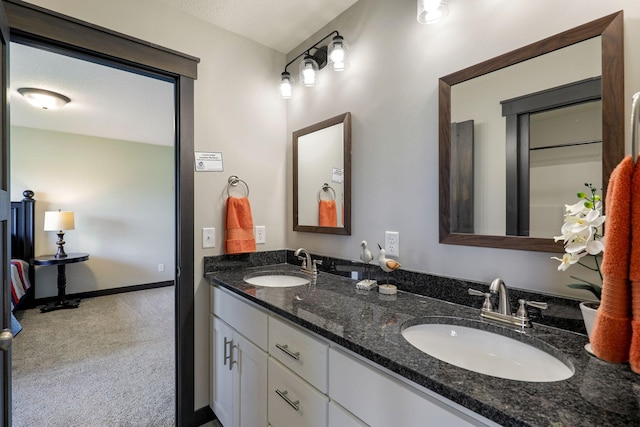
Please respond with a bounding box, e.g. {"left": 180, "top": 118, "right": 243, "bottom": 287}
{"left": 297, "top": 256, "right": 307, "bottom": 269}
{"left": 516, "top": 299, "right": 548, "bottom": 319}
{"left": 312, "top": 259, "right": 323, "bottom": 273}
{"left": 468, "top": 288, "right": 494, "bottom": 312}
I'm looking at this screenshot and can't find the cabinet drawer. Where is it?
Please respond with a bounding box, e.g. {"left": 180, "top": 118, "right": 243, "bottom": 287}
{"left": 268, "top": 358, "right": 328, "bottom": 427}
{"left": 212, "top": 286, "right": 268, "bottom": 350}
{"left": 269, "top": 315, "right": 328, "bottom": 393}
{"left": 329, "top": 348, "right": 481, "bottom": 427}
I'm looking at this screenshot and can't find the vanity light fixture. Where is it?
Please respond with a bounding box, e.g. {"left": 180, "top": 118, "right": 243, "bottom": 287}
{"left": 279, "top": 31, "right": 349, "bottom": 99}
{"left": 18, "top": 87, "right": 71, "bottom": 110}
{"left": 417, "top": 0, "right": 449, "bottom": 24}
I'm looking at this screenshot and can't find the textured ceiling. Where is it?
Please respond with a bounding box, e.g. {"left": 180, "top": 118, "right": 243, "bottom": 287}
{"left": 156, "top": 0, "right": 359, "bottom": 53}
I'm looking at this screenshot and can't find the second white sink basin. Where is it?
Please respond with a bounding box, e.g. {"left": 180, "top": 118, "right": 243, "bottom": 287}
{"left": 401, "top": 320, "right": 574, "bottom": 382}
{"left": 243, "top": 272, "right": 310, "bottom": 288}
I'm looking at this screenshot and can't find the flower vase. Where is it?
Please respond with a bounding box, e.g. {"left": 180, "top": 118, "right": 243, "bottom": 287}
{"left": 580, "top": 301, "right": 599, "bottom": 339}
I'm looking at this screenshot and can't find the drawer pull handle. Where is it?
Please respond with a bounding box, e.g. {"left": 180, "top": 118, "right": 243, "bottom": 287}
{"left": 223, "top": 337, "right": 237, "bottom": 370}
{"left": 275, "top": 389, "right": 300, "bottom": 411}
{"left": 275, "top": 343, "right": 300, "bottom": 360}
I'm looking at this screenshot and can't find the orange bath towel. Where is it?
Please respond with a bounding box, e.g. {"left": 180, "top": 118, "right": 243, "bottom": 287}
{"left": 630, "top": 157, "right": 640, "bottom": 373}
{"left": 319, "top": 199, "right": 337, "bottom": 227}
{"left": 224, "top": 196, "right": 256, "bottom": 254}
{"left": 591, "top": 155, "right": 633, "bottom": 363}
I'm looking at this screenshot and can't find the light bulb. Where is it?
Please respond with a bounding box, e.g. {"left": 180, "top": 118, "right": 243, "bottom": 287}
{"left": 299, "top": 56, "right": 319, "bottom": 87}
{"left": 328, "top": 35, "right": 349, "bottom": 72}
{"left": 417, "top": 0, "right": 449, "bottom": 24}
{"left": 279, "top": 72, "right": 293, "bottom": 99}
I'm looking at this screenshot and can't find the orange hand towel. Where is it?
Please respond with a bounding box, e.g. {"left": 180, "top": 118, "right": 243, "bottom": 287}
{"left": 319, "top": 199, "right": 337, "bottom": 227}
{"left": 591, "top": 155, "right": 633, "bottom": 363}
{"left": 224, "top": 196, "right": 256, "bottom": 254}
{"left": 629, "top": 156, "right": 640, "bottom": 373}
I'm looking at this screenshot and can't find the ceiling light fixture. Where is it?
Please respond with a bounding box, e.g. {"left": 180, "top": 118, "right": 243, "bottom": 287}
{"left": 279, "top": 31, "right": 349, "bottom": 99}
{"left": 17, "top": 87, "right": 71, "bottom": 110}
{"left": 417, "top": 0, "right": 449, "bottom": 24}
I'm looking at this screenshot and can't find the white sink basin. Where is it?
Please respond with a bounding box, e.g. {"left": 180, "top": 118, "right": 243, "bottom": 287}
{"left": 243, "top": 273, "right": 310, "bottom": 288}
{"left": 401, "top": 321, "right": 574, "bottom": 382}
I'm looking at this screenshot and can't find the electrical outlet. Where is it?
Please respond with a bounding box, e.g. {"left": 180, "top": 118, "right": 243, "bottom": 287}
{"left": 385, "top": 231, "right": 399, "bottom": 257}
{"left": 202, "top": 227, "right": 215, "bottom": 248}
{"left": 158, "top": 263, "right": 165, "bottom": 272}
{"left": 255, "top": 225, "right": 266, "bottom": 244}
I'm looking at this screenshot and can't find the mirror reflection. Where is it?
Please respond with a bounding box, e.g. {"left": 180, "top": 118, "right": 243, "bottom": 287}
{"left": 439, "top": 12, "right": 624, "bottom": 252}
{"left": 450, "top": 38, "right": 601, "bottom": 238}
{"left": 293, "top": 112, "right": 351, "bottom": 235}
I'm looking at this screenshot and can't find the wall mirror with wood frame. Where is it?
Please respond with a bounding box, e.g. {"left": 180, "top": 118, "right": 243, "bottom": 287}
{"left": 439, "top": 11, "right": 624, "bottom": 252}
{"left": 293, "top": 112, "right": 351, "bottom": 235}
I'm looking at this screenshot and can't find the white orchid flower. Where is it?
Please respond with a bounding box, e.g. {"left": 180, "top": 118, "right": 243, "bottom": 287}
{"left": 551, "top": 253, "right": 582, "bottom": 271}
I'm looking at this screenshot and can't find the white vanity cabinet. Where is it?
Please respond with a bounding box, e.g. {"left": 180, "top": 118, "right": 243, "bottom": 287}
{"left": 210, "top": 284, "right": 495, "bottom": 427}
{"left": 210, "top": 287, "right": 268, "bottom": 427}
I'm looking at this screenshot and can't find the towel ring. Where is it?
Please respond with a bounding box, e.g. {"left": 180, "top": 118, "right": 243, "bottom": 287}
{"left": 227, "top": 175, "right": 250, "bottom": 197}
{"left": 317, "top": 183, "right": 336, "bottom": 201}
{"left": 632, "top": 92, "right": 640, "bottom": 161}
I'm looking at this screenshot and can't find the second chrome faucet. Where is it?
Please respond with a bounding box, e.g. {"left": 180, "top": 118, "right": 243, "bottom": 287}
{"left": 294, "top": 248, "right": 322, "bottom": 276}
{"left": 469, "top": 278, "right": 548, "bottom": 328}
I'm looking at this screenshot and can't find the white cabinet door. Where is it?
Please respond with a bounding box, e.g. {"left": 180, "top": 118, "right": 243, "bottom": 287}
{"left": 236, "top": 334, "right": 268, "bottom": 427}
{"left": 211, "top": 315, "right": 235, "bottom": 427}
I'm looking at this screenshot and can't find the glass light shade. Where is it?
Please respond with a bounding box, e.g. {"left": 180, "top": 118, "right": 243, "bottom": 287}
{"left": 44, "top": 210, "right": 75, "bottom": 231}
{"left": 299, "top": 55, "right": 319, "bottom": 87}
{"left": 328, "top": 35, "right": 349, "bottom": 72}
{"left": 279, "top": 72, "right": 293, "bottom": 99}
{"left": 17, "top": 88, "right": 70, "bottom": 110}
{"left": 417, "top": 0, "right": 449, "bottom": 24}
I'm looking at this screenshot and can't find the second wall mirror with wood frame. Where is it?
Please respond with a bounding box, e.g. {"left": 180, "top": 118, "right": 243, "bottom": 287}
{"left": 439, "top": 11, "right": 624, "bottom": 252}
{"left": 293, "top": 112, "right": 352, "bottom": 235}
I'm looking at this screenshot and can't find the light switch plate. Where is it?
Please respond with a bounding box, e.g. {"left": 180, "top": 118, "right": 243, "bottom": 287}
{"left": 203, "top": 227, "right": 215, "bottom": 248}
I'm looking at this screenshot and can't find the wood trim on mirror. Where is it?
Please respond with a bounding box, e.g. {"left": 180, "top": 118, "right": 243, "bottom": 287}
{"left": 293, "top": 112, "right": 352, "bottom": 235}
{"left": 439, "top": 11, "right": 624, "bottom": 252}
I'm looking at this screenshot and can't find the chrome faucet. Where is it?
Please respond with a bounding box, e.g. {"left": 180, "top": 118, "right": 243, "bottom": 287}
{"left": 469, "top": 278, "right": 548, "bottom": 328}
{"left": 294, "top": 248, "right": 321, "bottom": 275}
{"left": 489, "top": 278, "right": 511, "bottom": 315}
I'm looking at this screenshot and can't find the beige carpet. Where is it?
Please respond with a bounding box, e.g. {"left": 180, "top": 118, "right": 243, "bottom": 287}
{"left": 11, "top": 286, "right": 175, "bottom": 426}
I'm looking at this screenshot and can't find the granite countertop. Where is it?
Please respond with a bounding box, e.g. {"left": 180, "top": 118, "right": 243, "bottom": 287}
{"left": 207, "top": 263, "right": 640, "bottom": 427}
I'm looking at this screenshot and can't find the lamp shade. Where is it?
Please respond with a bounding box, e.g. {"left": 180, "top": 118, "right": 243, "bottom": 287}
{"left": 299, "top": 55, "right": 319, "bottom": 87}
{"left": 44, "top": 210, "right": 75, "bottom": 231}
{"left": 328, "top": 35, "right": 349, "bottom": 71}
{"left": 280, "top": 71, "right": 293, "bottom": 99}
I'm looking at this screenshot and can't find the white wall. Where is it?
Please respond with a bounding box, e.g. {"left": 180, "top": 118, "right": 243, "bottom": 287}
{"left": 286, "top": 0, "right": 637, "bottom": 301}
{"left": 10, "top": 126, "right": 175, "bottom": 297}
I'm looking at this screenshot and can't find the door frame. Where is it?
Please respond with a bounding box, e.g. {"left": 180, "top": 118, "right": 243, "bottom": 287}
{"left": 3, "top": 1, "right": 198, "bottom": 425}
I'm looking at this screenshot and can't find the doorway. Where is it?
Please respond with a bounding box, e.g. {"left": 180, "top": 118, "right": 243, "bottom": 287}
{"left": 10, "top": 40, "right": 177, "bottom": 424}
{"left": 4, "top": 2, "right": 198, "bottom": 425}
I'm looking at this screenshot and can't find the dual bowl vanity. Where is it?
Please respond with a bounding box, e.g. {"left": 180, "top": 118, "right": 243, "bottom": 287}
{"left": 208, "top": 262, "right": 640, "bottom": 426}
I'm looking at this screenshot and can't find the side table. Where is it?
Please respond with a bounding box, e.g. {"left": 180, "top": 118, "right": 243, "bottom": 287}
{"left": 31, "top": 253, "right": 89, "bottom": 313}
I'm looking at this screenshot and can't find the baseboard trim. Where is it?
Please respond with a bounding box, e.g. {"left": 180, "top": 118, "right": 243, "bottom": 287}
{"left": 193, "top": 405, "right": 215, "bottom": 426}
{"left": 33, "top": 281, "right": 175, "bottom": 306}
